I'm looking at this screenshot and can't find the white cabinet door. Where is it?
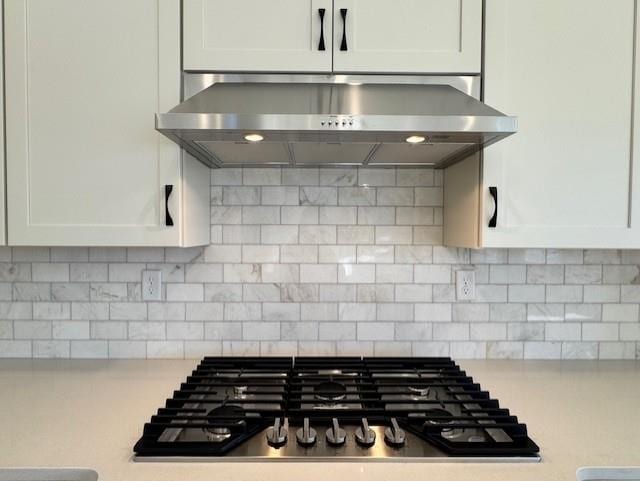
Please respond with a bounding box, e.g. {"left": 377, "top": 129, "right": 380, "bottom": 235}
{"left": 333, "top": 0, "right": 482, "bottom": 74}
{"left": 4, "top": 0, "right": 207, "bottom": 246}
{"left": 481, "top": 0, "right": 640, "bottom": 248}
{"left": 183, "top": 0, "right": 333, "bottom": 72}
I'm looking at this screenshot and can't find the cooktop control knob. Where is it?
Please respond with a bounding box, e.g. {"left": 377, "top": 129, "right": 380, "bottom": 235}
{"left": 325, "top": 418, "right": 346, "bottom": 446}
{"left": 384, "top": 418, "right": 406, "bottom": 447}
{"left": 266, "top": 417, "right": 288, "bottom": 447}
{"left": 355, "top": 418, "right": 376, "bottom": 447}
{"left": 296, "top": 418, "right": 317, "bottom": 446}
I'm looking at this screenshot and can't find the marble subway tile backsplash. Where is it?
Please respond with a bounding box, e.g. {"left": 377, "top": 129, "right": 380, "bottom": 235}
{"left": 0, "top": 167, "right": 640, "bottom": 359}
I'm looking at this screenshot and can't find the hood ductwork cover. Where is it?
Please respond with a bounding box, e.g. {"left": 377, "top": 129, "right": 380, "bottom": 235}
{"left": 156, "top": 81, "right": 516, "bottom": 168}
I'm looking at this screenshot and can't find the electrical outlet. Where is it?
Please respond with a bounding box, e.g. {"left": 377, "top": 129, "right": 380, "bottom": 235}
{"left": 456, "top": 270, "right": 475, "bottom": 301}
{"left": 142, "top": 270, "right": 162, "bottom": 301}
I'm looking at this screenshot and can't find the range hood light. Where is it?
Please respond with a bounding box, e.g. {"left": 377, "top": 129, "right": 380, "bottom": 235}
{"left": 406, "top": 135, "right": 426, "bottom": 144}
{"left": 244, "top": 133, "right": 264, "bottom": 142}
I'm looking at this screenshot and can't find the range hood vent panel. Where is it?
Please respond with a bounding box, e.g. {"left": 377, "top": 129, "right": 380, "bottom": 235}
{"left": 156, "top": 79, "right": 517, "bottom": 168}
{"left": 292, "top": 143, "right": 377, "bottom": 165}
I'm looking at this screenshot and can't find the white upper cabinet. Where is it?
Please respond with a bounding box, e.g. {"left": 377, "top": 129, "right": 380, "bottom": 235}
{"left": 184, "top": 0, "right": 333, "bottom": 72}
{"left": 333, "top": 0, "right": 482, "bottom": 74}
{"left": 444, "top": 0, "right": 640, "bottom": 249}
{"left": 183, "top": 0, "right": 481, "bottom": 74}
{"left": 478, "top": 0, "right": 640, "bottom": 248}
{"left": 4, "top": 0, "right": 210, "bottom": 247}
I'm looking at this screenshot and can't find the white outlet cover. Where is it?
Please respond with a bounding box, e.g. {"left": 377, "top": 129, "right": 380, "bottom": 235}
{"left": 142, "top": 270, "right": 162, "bottom": 301}
{"left": 455, "top": 270, "right": 476, "bottom": 301}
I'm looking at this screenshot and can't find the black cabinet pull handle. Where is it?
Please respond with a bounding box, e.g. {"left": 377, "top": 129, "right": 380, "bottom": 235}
{"left": 318, "top": 8, "right": 326, "bottom": 51}
{"left": 488, "top": 186, "right": 498, "bottom": 228}
{"left": 340, "top": 8, "right": 348, "bottom": 51}
{"left": 165, "top": 184, "right": 174, "bottom": 227}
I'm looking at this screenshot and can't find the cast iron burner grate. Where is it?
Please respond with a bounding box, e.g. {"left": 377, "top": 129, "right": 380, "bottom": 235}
{"left": 133, "top": 357, "right": 540, "bottom": 460}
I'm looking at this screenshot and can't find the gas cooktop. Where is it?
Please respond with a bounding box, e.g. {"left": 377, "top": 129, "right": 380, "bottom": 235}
{"left": 133, "top": 357, "right": 540, "bottom": 462}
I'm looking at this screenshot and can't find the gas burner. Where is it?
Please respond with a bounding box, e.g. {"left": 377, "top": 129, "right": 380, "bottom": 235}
{"left": 205, "top": 426, "right": 231, "bottom": 443}
{"left": 441, "top": 428, "right": 466, "bottom": 441}
{"left": 233, "top": 385, "right": 248, "bottom": 397}
{"left": 408, "top": 386, "right": 431, "bottom": 397}
{"left": 421, "top": 408, "right": 488, "bottom": 443}
{"left": 314, "top": 381, "right": 347, "bottom": 402}
{"left": 203, "top": 405, "right": 247, "bottom": 443}
{"left": 422, "top": 408, "right": 455, "bottom": 432}
{"left": 440, "top": 425, "right": 488, "bottom": 442}
{"left": 423, "top": 408, "right": 454, "bottom": 422}
{"left": 421, "top": 407, "right": 459, "bottom": 439}
{"left": 317, "top": 369, "right": 344, "bottom": 375}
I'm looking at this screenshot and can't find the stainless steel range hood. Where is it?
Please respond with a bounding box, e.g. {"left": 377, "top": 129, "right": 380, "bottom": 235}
{"left": 156, "top": 75, "right": 516, "bottom": 169}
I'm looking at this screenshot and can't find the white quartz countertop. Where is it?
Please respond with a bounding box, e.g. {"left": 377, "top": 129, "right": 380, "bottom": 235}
{"left": 1, "top": 359, "right": 638, "bottom": 481}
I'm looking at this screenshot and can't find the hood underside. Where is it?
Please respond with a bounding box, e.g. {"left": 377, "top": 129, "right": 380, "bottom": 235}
{"left": 156, "top": 81, "right": 517, "bottom": 168}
